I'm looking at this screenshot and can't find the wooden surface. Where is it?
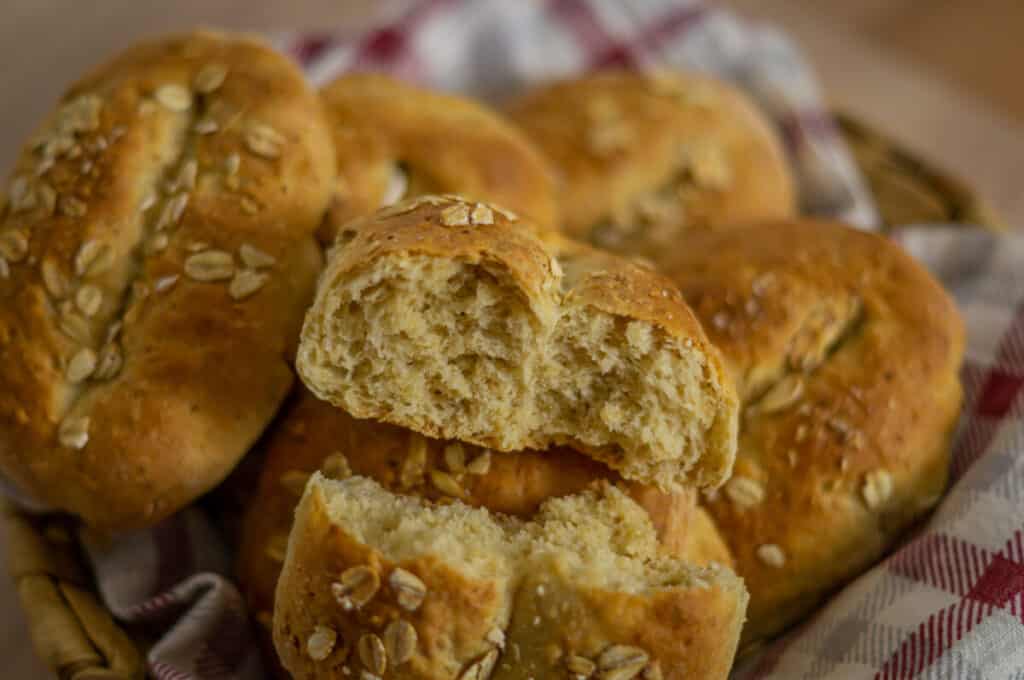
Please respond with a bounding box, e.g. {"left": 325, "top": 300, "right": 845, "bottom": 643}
{"left": 757, "top": 0, "right": 1024, "bottom": 124}
{"left": 2, "top": 2, "right": 1023, "bottom": 678}
{"left": 719, "top": 0, "right": 1024, "bottom": 227}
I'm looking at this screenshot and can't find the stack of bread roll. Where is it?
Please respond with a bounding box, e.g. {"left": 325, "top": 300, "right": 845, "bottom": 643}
{"left": 0, "top": 31, "right": 965, "bottom": 679}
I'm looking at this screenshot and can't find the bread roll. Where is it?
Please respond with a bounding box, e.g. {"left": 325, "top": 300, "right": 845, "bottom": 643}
{"left": 664, "top": 220, "right": 965, "bottom": 644}
{"left": 0, "top": 31, "right": 335, "bottom": 529}
{"left": 685, "top": 504, "right": 735, "bottom": 571}
{"left": 319, "top": 73, "right": 558, "bottom": 242}
{"left": 296, "top": 195, "right": 739, "bottom": 491}
{"left": 273, "top": 475, "right": 748, "bottom": 680}
{"left": 508, "top": 71, "right": 795, "bottom": 261}
{"left": 237, "top": 388, "right": 734, "bottom": 632}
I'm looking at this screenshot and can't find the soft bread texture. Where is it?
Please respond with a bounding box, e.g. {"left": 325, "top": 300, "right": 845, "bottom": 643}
{"left": 508, "top": 70, "right": 795, "bottom": 262}
{"left": 297, "top": 195, "right": 739, "bottom": 491}
{"left": 0, "top": 31, "right": 335, "bottom": 529}
{"left": 237, "top": 387, "right": 733, "bottom": 634}
{"left": 664, "top": 220, "right": 965, "bottom": 644}
{"left": 273, "top": 475, "right": 747, "bottom": 680}
{"left": 319, "top": 73, "right": 558, "bottom": 242}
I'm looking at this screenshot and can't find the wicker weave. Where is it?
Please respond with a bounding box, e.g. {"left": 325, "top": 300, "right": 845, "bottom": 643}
{"left": 3, "top": 503, "right": 143, "bottom": 680}
{"left": 2, "top": 117, "right": 1006, "bottom": 680}
{"left": 837, "top": 115, "right": 1006, "bottom": 232}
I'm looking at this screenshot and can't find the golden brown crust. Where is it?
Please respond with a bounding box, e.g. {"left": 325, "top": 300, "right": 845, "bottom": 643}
{"left": 500, "top": 565, "right": 746, "bottom": 680}
{"left": 0, "top": 31, "right": 335, "bottom": 530}
{"left": 273, "top": 477, "right": 747, "bottom": 680}
{"left": 238, "top": 387, "right": 709, "bottom": 627}
{"left": 319, "top": 196, "right": 561, "bottom": 323}
{"left": 508, "top": 70, "right": 795, "bottom": 260}
{"left": 684, "top": 506, "right": 735, "bottom": 570}
{"left": 273, "top": 486, "right": 511, "bottom": 680}
{"left": 319, "top": 73, "right": 558, "bottom": 241}
{"left": 663, "top": 220, "right": 965, "bottom": 643}
{"left": 297, "top": 195, "right": 739, "bottom": 490}
{"left": 552, "top": 236, "right": 726, "bottom": 361}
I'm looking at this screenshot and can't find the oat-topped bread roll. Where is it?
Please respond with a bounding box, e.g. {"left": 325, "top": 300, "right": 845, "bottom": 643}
{"left": 274, "top": 475, "right": 747, "bottom": 680}
{"left": 664, "top": 220, "right": 965, "bottom": 644}
{"left": 297, "top": 195, "right": 739, "bottom": 491}
{"left": 508, "top": 71, "right": 795, "bottom": 260}
{"left": 0, "top": 31, "right": 335, "bottom": 529}
{"left": 238, "top": 387, "right": 733, "bottom": 631}
{"left": 318, "top": 73, "right": 558, "bottom": 242}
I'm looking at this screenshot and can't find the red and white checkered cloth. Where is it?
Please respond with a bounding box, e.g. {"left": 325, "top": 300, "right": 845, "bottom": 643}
{"left": 25, "top": 1, "right": 1024, "bottom": 678}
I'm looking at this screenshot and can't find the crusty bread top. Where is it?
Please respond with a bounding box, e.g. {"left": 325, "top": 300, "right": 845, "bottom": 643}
{"left": 664, "top": 220, "right": 965, "bottom": 402}
{"left": 325, "top": 198, "right": 706, "bottom": 341}
{"left": 663, "top": 220, "right": 965, "bottom": 642}
{"left": 508, "top": 70, "right": 795, "bottom": 254}
{"left": 297, "top": 195, "right": 739, "bottom": 490}
{"left": 318, "top": 73, "right": 558, "bottom": 242}
{"left": 0, "top": 30, "right": 335, "bottom": 529}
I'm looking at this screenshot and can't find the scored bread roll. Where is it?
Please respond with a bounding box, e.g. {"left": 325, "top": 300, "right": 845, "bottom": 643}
{"left": 296, "top": 195, "right": 739, "bottom": 491}
{"left": 273, "top": 475, "right": 748, "bottom": 680}
{"left": 508, "top": 71, "right": 795, "bottom": 261}
{"left": 0, "top": 31, "right": 335, "bottom": 529}
{"left": 319, "top": 73, "right": 558, "bottom": 242}
{"left": 664, "top": 220, "right": 965, "bottom": 644}
{"left": 237, "top": 387, "right": 734, "bottom": 632}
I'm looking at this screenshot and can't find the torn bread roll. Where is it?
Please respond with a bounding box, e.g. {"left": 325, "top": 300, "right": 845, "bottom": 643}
{"left": 0, "top": 31, "right": 335, "bottom": 529}
{"left": 273, "top": 475, "right": 748, "bottom": 680}
{"left": 508, "top": 70, "right": 795, "bottom": 262}
{"left": 319, "top": 73, "right": 558, "bottom": 242}
{"left": 296, "top": 195, "right": 739, "bottom": 491}
{"left": 665, "top": 220, "right": 965, "bottom": 644}
{"left": 237, "top": 387, "right": 734, "bottom": 632}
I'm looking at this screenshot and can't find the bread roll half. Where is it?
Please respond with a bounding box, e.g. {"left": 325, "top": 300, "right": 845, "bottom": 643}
{"left": 237, "top": 386, "right": 736, "bottom": 647}
{"left": 296, "top": 195, "right": 739, "bottom": 491}
{"left": 273, "top": 475, "right": 748, "bottom": 680}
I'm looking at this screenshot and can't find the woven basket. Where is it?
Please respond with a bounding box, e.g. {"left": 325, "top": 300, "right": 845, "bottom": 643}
{"left": 2, "top": 115, "right": 1006, "bottom": 680}
{"left": 836, "top": 114, "right": 1006, "bottom": 232}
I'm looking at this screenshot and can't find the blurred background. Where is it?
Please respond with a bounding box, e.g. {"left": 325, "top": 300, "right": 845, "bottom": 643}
{"left": 1, "top": 0, "right": 1022, "bottom": 225}
{"left": 1, "top": 0, "right": 1023, "bottom": 676}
